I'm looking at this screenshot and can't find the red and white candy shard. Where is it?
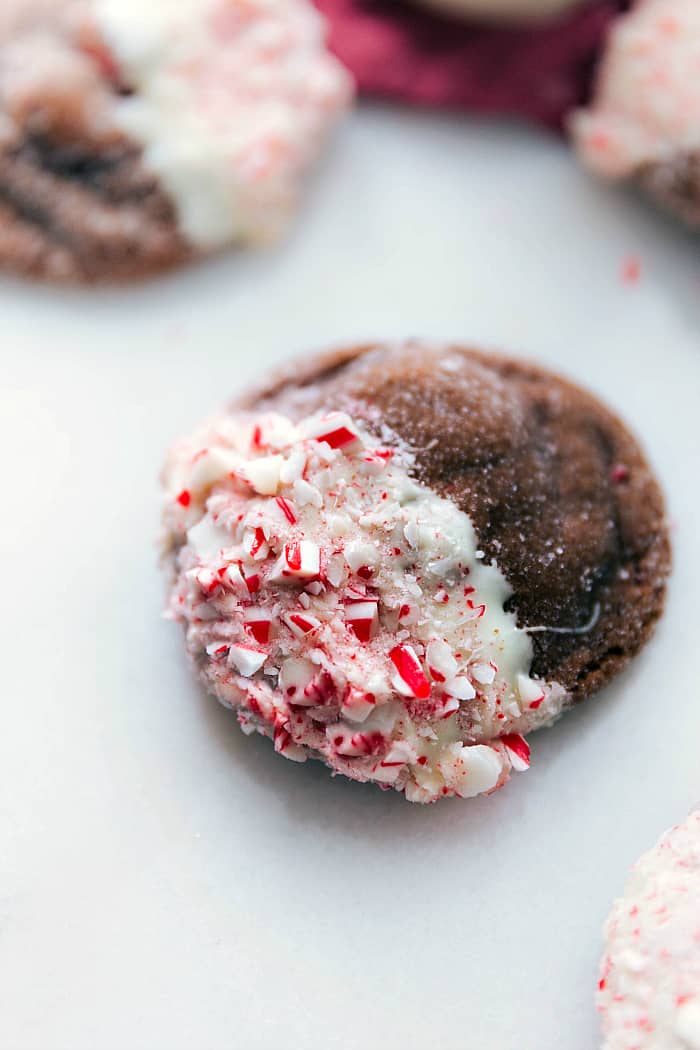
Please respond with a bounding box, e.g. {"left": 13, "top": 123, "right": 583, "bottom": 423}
{"left": 162, "top": 406, "right": 568, "bottom": 803}
{"left": 598, "top": 809, "right": 700, "bottom": 1050}
{"left": 571, "top": 0, "right": 700, "bottom": 181}
{"left": 3, "top": 0, "right": 353, "bottom": 252}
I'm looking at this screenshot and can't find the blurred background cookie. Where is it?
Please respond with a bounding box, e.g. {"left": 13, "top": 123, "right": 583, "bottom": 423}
{"left": 316, "top": 0, "right": 625, "bottom": 129}
{"left": 0, "top": 0, "right": 353, "bottom": 282}
{"left": 598, "top": 809, "right": 700, "bottom": 1050}
{"left": 571, "top": 0, "right": 700, "bottom": 229}
{"left": 411, "top": 0, "right": 584, "bottom": 24}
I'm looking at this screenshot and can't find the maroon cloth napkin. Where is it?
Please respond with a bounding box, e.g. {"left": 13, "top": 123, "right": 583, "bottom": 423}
{"left": 314, "top": 0, "right": 627, "bottom": 130}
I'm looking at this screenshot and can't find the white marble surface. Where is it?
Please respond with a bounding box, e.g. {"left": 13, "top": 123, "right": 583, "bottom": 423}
{"left": 1, "top": 105, "right": 699, "bottom": 1050}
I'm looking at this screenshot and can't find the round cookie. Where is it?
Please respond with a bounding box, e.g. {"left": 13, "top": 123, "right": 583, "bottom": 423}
{"left": 598, "top": 809, "right": 700, "bottom": 1050}
{"left": 411, "top": 0, "right": 583, "bottom": 23}
{"left": 0, "top": 0, "right": 352, "bottom": 282}
{"left": 161, "top": 343, "right": 670, "bottom": 803}
{"left": 570, "top": 0, "right": 700, "bottom": 228}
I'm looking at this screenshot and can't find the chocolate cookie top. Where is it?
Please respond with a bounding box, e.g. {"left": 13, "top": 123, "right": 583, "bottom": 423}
{"left": 240, "top": 342, "right": 670, "bottom": 700}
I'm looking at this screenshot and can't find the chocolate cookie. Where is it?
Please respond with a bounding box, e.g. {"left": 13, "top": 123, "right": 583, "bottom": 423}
{"left": 571, "top": 0, "right": 700, "bottom": 230}
{"left": 0, "top": 0, "right": 352, "bottom": 283}
{"left": 0, "top": 129, "right": 190, "bottom": 283}
{"left": 161, "top": 343, "right": 669, "bottom": 803}
{"left": 641, "top": 153, "right": 700, "bottom": 231}
{"left": 410, "top": 0, "right": 583, "bottom": 22}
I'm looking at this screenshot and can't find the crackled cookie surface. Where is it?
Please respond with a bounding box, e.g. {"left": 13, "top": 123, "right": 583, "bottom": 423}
{"left": 0, "top": 0, "right": 352, "bottom": 281}
{"left": 571, "top": 0, "right": 700, "bottom": 227}
{"left": 598, "top": 809, "right": 700, "bottom": 1050}
{"left": 161, "top": 343, "right": 669, "bottom": 803}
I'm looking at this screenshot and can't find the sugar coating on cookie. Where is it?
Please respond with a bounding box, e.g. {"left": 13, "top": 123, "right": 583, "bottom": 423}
{"left": 162, "top": 409, "right": 567, "bottom": 803}
{"left": 598, "top": 809, "right": 700, "bottom": 1050}
{"left": 571, "top": 0, "right": 700, "bottom": 179}
{"left": 0, "top": 0, "right": 352, "bottom": 262}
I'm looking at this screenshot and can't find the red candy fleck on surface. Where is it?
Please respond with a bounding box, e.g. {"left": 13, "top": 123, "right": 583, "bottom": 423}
{"left": 620, "top": 255, "right": 642, "bottom": 286}
{"left": 501, "top": 733, "right": 531, "bottom": 772}
{"left": 352, "top": 731, "right": 386, "bottom": 756}
{"left": 244, "top": 610, "right": 272, "bottom": 645}
{"left": 243, "top": 572, "right": 261, "bottom": 594}
{"left": 439, "top": 696, "right": 460, "bottom": 719}
{"left": 195, "top": 567, "right": 220, "bottom": 595}
{"left": 276, "top": 540, "right": 321, "bottom": 579}
{"left": 303, "top": 669, "right": 336, "bottom": 705}
{"left": 611, "top": 464, "right": 630, "bottom": 484}
{"left": 285, "top": 612, "right": 321, "bottom": 637}
{"left": 389, "top": 645, "right": 431, "bottom": 700}
{"left": 206, "top": 642, "right": 229, "bottom": 659}
{"left": 276, "top": 496, "right": 297, "bottom": 524}
{"left": 273, "top": 723, "right": 292, "bottom": 754}
{"left": 176, "top": 489, "right": 191, "bottom": 507}
{"left": 315, "top": 425, "right": 359, "bottom": 449}
{"left": 79, "top": 36, "right": 122, "bottom": 85}
{"left": 244, "top": 526, "right": 268, "bottom": 559}
{"left": 286, "top": 541, "right": 302, "bottom": 571}
{"left": 345, "top": 583, "right": 375, "bottom": 602}
{"left": 344, "top": 600, "right": 379, "bottom": 642}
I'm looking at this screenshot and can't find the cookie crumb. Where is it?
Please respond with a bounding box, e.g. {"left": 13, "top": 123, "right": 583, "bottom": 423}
{"left": 620, "top": 255, "right": 641, "bottom": 286}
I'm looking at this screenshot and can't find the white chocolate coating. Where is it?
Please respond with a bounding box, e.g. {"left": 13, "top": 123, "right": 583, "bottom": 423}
{"left": 598, "top": 809, "right": 700, "bottom": 1050}
{"left": 95, "top": 0, "right": 353, "bottom": 247}
{"left": 162, "top": 408, "right": 567, "bottom": 803}
{"left": 572, "top": 0, "right": 700, "bottom": 179}
{"left": 412, "top": 0, "right": 582, "bottom": 23}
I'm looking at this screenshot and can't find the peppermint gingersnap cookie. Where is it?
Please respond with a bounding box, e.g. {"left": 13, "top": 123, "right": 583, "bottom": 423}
{"left": 598, "top": 809, "right": 700, "bottom": 1050}
{"left": 161, "top": 343, "right": 670, "bottom": 804}
{"left": 0, "top": 0, "right": 352, "bottom": 282}
{"left": 571, "top": 0, "right": 700, "bottom": 229}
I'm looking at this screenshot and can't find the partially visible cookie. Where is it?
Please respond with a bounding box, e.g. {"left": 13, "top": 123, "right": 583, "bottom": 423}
{"left": 598, "top": 809, "right": 700, "bottom": 1050}
{"left": 571, "top": 0, "right": 700, "bottom": 229}
{"left": 0, "top": 0, "right": 353, "bottom": 282}
{"left": 161, "top": 342, "right": 670, "bottom": 804}
{"left": 411, "top": 0, "right": 583, "bottom": 23}
{"left": 641, "top": 153, "right": 700, "bottom": 230}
